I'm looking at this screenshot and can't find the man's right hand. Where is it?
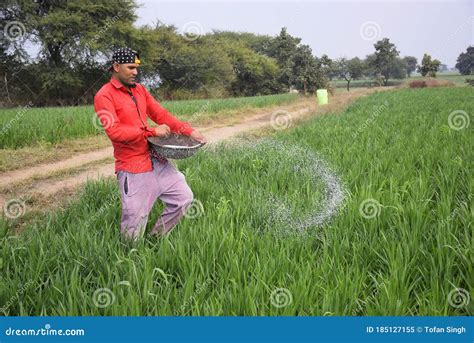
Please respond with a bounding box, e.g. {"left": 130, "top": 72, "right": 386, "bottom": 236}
{"left": 154, "top": 124, "right": 170, "bottom": 138}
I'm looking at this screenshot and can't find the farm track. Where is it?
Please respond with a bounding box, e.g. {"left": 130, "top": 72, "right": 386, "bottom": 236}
{"left": 0, "top": 88, "right": 391, "bottom": 214}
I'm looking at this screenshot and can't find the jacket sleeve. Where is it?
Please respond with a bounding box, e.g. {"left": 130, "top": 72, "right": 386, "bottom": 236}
{"left": 144, "top": 87, "right": 195, "bottom": 136}
{"left": 94, "top": 93, "right": 154, "bottom": 144}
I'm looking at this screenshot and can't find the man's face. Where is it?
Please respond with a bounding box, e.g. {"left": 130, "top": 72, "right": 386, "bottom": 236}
{"left": 113, "top": 63, "right": 139, "bottom": 87}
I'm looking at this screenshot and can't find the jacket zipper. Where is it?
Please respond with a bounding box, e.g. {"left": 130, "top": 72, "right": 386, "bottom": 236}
{"left": 128, "top": 90, "right": 148, "bottom": 128}
{"left": 128, "top": 89, "right": 156, "bottom": 161}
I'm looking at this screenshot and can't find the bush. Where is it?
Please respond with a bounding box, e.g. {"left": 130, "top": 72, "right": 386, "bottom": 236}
{"left": 424, "top": 79, "right": 455, "bottom": 88}
{"left": 409, "top": 80, "right": 427, "bottom": 88}
{"left": 408, "top": 78, "right": 455, "bottom": 89}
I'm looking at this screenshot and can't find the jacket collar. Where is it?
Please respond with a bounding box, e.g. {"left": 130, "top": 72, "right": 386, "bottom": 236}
{"left": 110, "top": 77, "right": 126, "bottom": 90}
{"left": 110, "top": 77, "right": 138, "bottom": 92}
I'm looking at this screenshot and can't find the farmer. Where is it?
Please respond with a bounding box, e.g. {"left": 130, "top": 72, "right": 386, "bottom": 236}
{"left": 94, "top": 47, "right": 207, "bottom": 241}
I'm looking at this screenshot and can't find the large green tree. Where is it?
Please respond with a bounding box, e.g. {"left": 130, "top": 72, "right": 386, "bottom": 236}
{"left": 334, "top": 57, "right": 364, "bottom": 91}
{"left": 1, "top": 0, "right": 137, "bottom": 105}
{"left": 403, "top": 56, "right": 417, "bottom": 77}
{"left": 389, "top": 57, "right": 407, "bottom": 80}
{"left": 372, "top": 38, "right": 400, "bottom": 86}
{"left": 267, "top": 27, "right": 301, "bottom": 91}
{"left": 455, "top": 46, "right": 473, "bottom": 75}
{"left": 206, "top": 32, "right": 282, "bottom": 96}
{"left": 417, "top": 53, "right": 441, "bottom": 77}
{"left": 151, "top": 32, "right": 235, "bottom": 99}
{"left": 292, "top": 45, "right": 324, "bottom": 94}
{"left": 223, "top": 42, "right": 280, "bottom": 96}
{"left": 319, "top": 54, "right": 335, "bottom": 80}
{"left": 4, "top": 0, "right": 137, "bottom": 66}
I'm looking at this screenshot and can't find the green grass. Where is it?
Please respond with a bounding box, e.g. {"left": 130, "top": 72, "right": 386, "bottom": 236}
{"left": 1, "top": 87, "right": 472, "bottom": 315}
{"left": 330, "top": 79, "right": 404, "bottom": 88}
{"left": 409, "top": 72, "right": 474, "bottom": 86}
{"left": 0, "top": 93, "right": 299, "bottom": 149}
{"left": 331, "top": 72, "right": 474, "bottom": 88}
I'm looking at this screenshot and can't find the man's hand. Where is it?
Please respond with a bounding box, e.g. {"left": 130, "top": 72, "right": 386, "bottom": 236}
{"left": 190, "top": 130, "right": 207, "bottom": 144}
{"left": 154, "top": 124, "right": 170, "bottom": 138}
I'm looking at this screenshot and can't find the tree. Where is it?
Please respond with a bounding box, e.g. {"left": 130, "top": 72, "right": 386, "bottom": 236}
{"left": 403, "top": 56, "right": 417, "bottom": 77}
{"left": 373, "top": 38, "right": 400, "bottom": 86}
{"left": 335, "top": 57, "right": 364, "bottom": 91}
{"left": 389, "top": 57, "right": 407, "bottom": 80}
{"left": 1, "top": 0, "right": 137, "bottom": 105}
{"left": 222, "top": 41, "right": 280, "bottom": 96}
{"left": 7, "top": 0, "right": 137, "bottom": 67}
{"left": 363, "top": 54, "right": 377, "bottom": 78}
{"left": 267, "top": 27, "right": 301, "bottom": 90}
{"left": 205, "top": 31, "right": 282, "bottom": 96}
{"left": 417, "top": 53, "right": 441, "bottom": 77}
{"left": 319, "top": 54, "right": 335, "bottom": 80}
{"left": 262, "top": 27, "right": 327, "bottom": 94}
{"left": 0, "top": 7, "right": 334, "bottom": 104}
{"left": 209, "top": 30, "right": 273, "bottom": 57}
{"left": 455, "top": 46, "right": 474, "bottom": 75}
{"left": 292, "top": 45, "right": 325, "bottom": 95}
{"left": 153, "top": 35, "right": 235, "bottom": 99}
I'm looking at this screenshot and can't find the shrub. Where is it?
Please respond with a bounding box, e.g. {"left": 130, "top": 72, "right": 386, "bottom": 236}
{"left": 408, "top": 78, "right": 455, "bottom": 89}
{"left": 465, "top": 79, "right": 474, "bottom": 87}
{"left": 409, "top": 80, "right": 427, "bottom": 88}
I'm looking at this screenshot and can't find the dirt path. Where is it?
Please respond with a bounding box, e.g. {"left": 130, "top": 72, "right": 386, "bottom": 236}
{"left": 0, "top": 97, "right": 314, "bottom": 189}
{"left": 0, "top": 88, "right": 389, "bottom": 212}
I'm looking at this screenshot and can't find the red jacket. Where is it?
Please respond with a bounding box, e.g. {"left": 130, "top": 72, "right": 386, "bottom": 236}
{"left": 94, "top": 78, "right": 194, "bottom": 173}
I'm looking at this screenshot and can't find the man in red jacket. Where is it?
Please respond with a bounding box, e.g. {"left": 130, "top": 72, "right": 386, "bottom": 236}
{"left": 94, "top": 47, "right": 207, "bottom": 241}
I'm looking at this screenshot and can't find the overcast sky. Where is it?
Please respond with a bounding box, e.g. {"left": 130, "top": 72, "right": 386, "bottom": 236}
{"left": 135, "top": 0, "right": 473, "bottom": 67}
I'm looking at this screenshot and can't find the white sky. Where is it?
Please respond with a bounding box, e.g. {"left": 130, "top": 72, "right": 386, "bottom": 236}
{"left": 136, "top": 0, "right": 473, "bottom": 67}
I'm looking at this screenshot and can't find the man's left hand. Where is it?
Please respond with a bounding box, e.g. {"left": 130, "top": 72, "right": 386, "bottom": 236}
{"left": 190, "top": 130, "right": 207, "bottom": 144}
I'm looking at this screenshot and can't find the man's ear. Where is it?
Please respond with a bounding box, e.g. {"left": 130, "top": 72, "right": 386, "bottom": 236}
{"left": 112, "top": 63, "right": 120, "bottom": 73}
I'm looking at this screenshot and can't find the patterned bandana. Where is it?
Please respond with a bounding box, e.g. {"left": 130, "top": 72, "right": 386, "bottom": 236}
{"left": 111, "top": 47, "right": 141, "bottom": 68}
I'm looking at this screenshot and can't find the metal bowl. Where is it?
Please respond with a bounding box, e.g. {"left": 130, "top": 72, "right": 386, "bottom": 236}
{"left": 148, "top": 134, "right": 205, "bottom": 159}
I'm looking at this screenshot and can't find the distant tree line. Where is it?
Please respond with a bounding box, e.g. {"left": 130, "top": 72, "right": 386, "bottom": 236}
{"left": 329, "top": 40, "right": 472, "bottom": 91}
{"left": 1, "top": 0, "right": 329, "bottom": 106}
{"left": 1, "top": 1, "right": 472, "bottom": 106}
